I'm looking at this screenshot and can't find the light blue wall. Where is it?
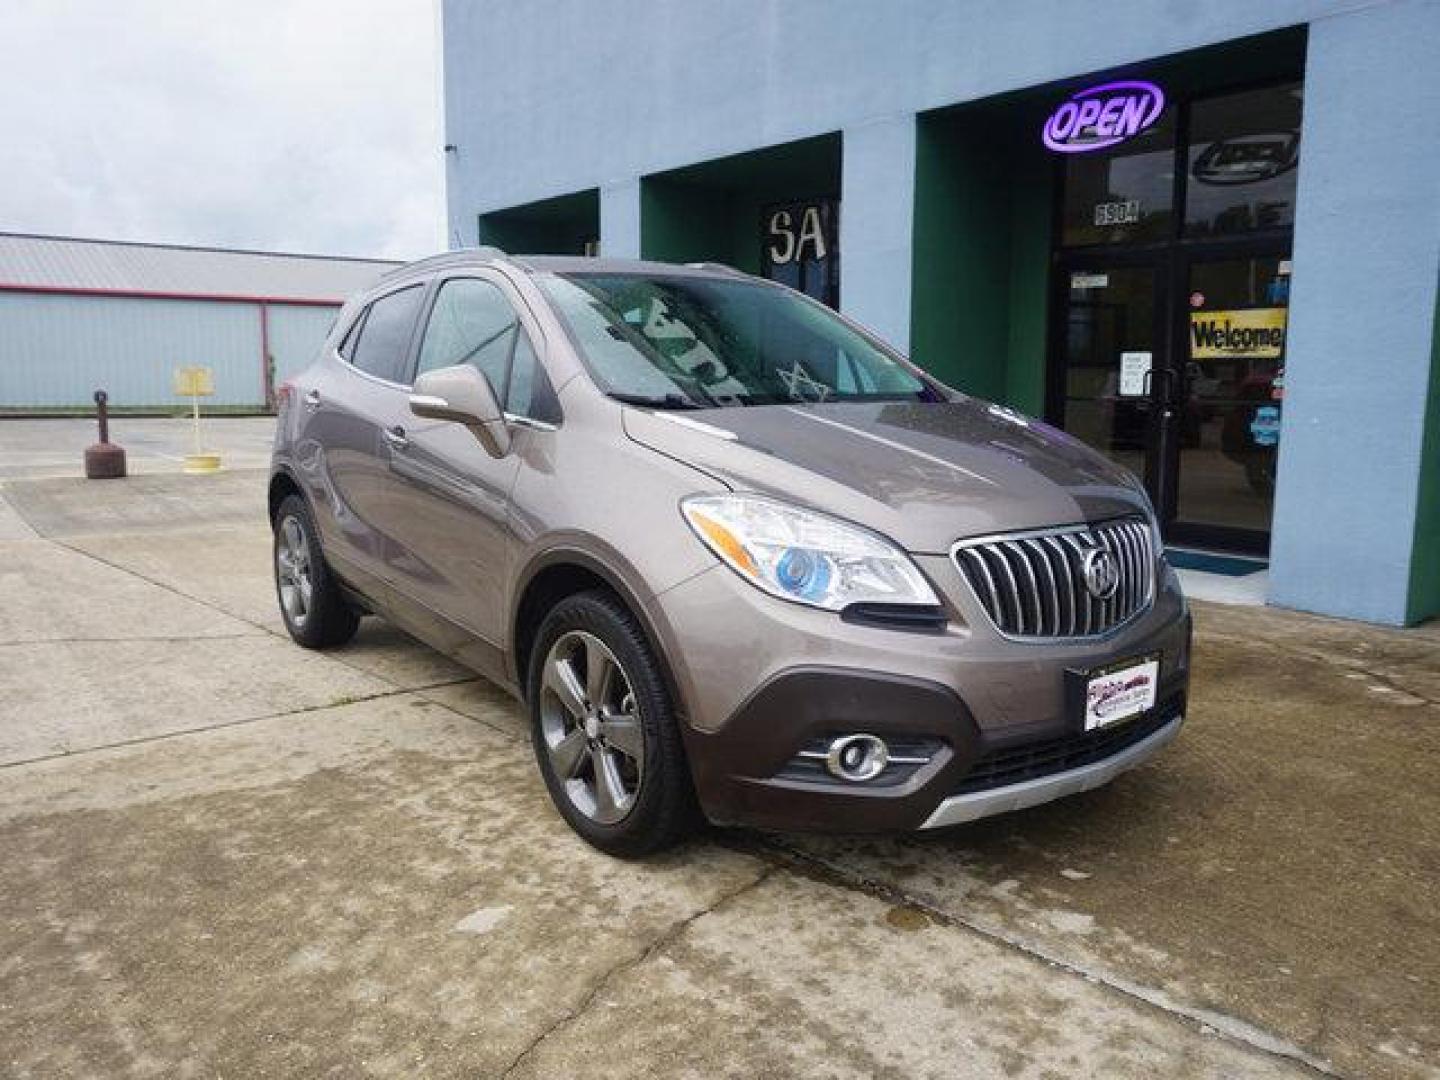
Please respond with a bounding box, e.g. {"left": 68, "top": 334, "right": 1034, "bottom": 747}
{"left": 840, "top": 117, "right": 916, "bottom": 352}
{"left": 443, "top": 0, "right": 1356, "bottom": 364}
{"left": 442, "top": 0, "right": 1354, "bottom": 231}
{"left": 1269, "top": 0, "right": 1440, "bottom": 625}
{"left": 0, "top": 293, "right": 341, "bottom": 410}
{"left": 267, "top": 304, "right": 340, "bottom": 387}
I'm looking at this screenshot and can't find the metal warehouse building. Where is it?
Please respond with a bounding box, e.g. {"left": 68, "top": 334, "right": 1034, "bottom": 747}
{"left": 0, "top": 233, "right": 396, "bottom": 412}
{"left": 441, "top": 0, "right": 1440, "bottom": 626}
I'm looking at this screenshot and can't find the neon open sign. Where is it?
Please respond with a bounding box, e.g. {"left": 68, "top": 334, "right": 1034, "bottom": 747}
{"left": 1042, "top": 80, "right": 1166, "bottom": 153}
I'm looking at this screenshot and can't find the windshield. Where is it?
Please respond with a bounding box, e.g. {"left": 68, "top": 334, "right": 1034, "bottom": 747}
{"left": 537, "top": 272, "right": 935, "bottom": 408}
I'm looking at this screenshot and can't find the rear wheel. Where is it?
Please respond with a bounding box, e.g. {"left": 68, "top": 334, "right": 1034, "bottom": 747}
{"left": 273, "top": 494, "right": 360, "bottom": 649}
{"left": 528, "top": 590, "right": 695, "bottom": 857}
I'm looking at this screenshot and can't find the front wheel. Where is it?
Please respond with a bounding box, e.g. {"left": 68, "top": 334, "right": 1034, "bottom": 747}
{"left": 527, "top": 591, "right": 696, "bottom": 857}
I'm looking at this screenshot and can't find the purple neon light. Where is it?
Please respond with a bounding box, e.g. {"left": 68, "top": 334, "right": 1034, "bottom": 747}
{"left": 1042, "top": 80, "right": 1166, "bottom": 153}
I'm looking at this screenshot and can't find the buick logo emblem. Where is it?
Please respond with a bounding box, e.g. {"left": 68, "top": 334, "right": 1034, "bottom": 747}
{"left": 1081, "top": 548, "right": 1120, "bottom": 600}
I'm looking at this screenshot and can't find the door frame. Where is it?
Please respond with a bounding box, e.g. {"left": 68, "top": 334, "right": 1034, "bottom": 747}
{"left": 1160, "top": 235, "right": 1292, "bottom": 555}
{"left": 1045, "top": 247, "right": 1171, "bottom": 513}
{"left": 1046, "top": 233, "right": 1291, "bottom": 554}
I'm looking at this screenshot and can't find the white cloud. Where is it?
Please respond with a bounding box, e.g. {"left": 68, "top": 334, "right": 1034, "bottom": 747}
{"left": 0, "top": 0, "right": 445, "bottom": 260}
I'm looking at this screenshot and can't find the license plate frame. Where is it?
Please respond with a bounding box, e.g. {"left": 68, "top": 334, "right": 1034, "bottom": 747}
{"left": 1080, "top": 653, "right": 1160, "bottom": 731}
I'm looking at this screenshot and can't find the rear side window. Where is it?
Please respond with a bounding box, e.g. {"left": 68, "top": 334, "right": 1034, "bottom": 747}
{"left": 349, "top": 285, "right": 425, "bottom": 383}
{"left": 337, "top": 309, "right": 367, "bottom": 361}
{"left": 416, "top": 277, "right": 558, "bottom": 421}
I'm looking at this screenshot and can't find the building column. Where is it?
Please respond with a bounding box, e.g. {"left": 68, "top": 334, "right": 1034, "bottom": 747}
{"left": 599, "top": 179, "right": 642, "bottom": 259}
{"left": 1269, "top": 0, "right": 1440, "bottom": 625}
{"left": 840, "top": 115, "right": 916, "bottom": 353}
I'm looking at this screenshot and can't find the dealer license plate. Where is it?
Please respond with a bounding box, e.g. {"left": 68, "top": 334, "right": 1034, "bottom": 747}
{"left": 1084, "top": 655, "right": 1159, "bottom": 731}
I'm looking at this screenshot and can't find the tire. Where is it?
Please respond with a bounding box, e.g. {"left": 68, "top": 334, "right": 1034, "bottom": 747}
{"left": 273, "top": 494, "right": 361, "bottom": 649}
{"left": 527, "top": 590, "right": 696, "bottom": 857}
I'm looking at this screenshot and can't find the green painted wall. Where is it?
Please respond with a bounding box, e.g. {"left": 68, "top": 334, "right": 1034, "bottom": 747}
{"left": 640, "top": 135, "right": 840, "bottom": 273}
{"left": 479, "top": 189, "right": 599, "bottom": 254}
{"left": 1408, "top": 280, "right": 1440, "bottom": 623}
{"left": 911, "top": 102, "right": 1052, "bottom": 413}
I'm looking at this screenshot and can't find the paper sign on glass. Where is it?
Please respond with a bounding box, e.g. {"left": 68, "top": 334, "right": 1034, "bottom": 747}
{"left": 1119, "top": 352, "right": 1152, "bottom": 397}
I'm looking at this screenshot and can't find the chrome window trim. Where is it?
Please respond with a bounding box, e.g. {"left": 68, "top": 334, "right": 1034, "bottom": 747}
{"left": 331, "top": 347, "right": 412, "bottom": 392}
{"left": 949, "top": 517, "right": 1158, "bottom": 645}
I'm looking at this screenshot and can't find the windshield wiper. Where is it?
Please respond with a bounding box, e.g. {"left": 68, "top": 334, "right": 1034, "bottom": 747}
{"left": 607, "top": 392, "right": 706, "bottom": 411}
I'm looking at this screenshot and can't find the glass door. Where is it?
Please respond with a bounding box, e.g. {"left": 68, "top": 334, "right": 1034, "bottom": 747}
{"left": 1052, "top": 259, "right": 1165, "bottom": 493}
{"left": 1161, "top": 247, "right": 1291, "bottom": 551}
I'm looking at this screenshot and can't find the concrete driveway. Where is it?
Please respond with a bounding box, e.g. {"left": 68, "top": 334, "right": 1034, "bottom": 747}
{"left": 1, "top": 434, "right": 1436, "bottom": 1077}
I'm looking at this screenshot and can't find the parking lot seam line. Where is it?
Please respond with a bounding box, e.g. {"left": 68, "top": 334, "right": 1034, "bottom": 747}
{"left": 498, "top": 864, "right": 778, "bottom": 1079}
{"left": 46, "top": 534, "right": 482, "bottom": 695}
{"left": 0, "top": 633, "right": 263, "bottom": 647}
{"left": 744, "top": 838, "right": 1342, "bottom": 1079}
{"left": 413, "top": 688, "right": 528, "bottom": 743}
{"left": 1195, "top": 629, "right": 1440, "bottom": 708}
{"left": 0, "top": 677, "right": 478, "bottom": 771}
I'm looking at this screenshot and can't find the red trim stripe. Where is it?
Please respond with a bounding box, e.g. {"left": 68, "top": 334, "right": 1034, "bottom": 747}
{"left": 0, "top": 282, "right": 346, "bottom": 307}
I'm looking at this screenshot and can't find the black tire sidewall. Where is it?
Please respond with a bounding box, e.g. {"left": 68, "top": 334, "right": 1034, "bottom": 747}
{"left": 273, "top": 494, "right": 358, "bottom": 649}
{"left": 526, "top": 590, "right": 691, "bottom": 857}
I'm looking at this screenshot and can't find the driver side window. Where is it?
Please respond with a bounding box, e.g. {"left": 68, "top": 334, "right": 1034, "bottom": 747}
{"left": 415, "top": 277, "right": 557, "bottom": 421}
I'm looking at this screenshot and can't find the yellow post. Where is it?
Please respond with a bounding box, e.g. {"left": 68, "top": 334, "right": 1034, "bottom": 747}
{"left": 174, "top": 366, "right": 221, "bottom": 474}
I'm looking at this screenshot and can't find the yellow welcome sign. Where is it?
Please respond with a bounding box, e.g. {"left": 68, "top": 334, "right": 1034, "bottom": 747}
{"left": 1190, "top": 307, "right": 1288, "bottom": 360}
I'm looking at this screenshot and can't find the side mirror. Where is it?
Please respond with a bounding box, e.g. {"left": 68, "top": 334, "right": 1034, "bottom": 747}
{"left": 409, "top": 364, "right": 512, "bottom": 458}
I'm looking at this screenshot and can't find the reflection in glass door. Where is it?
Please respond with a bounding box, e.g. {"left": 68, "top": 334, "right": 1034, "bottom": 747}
{"left": 1171, "top": 252, "right": 1290, "bottom": 543}
{"left": 1057, "top": 264, "right": 1159, "bottom": 485}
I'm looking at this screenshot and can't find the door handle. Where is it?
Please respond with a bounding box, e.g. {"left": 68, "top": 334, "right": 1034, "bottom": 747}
{"left": 383, "top": 426, "right": 409, "bottom": 451}
{"left": 303, "top": 389, "right": 321, "bottom": 411}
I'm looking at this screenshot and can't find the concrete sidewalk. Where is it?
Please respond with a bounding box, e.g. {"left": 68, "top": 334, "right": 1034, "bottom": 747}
{"left": 0, "top": 467, "right": 1436, "bottom": 1078}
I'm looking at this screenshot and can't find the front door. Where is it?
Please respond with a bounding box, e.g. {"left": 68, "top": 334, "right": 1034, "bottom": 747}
{"left": 1052, "top": 258, "right": 1165, "bottom": 499}
{"left": 1161, "top": 247, "right": 1291, "bottom": 552}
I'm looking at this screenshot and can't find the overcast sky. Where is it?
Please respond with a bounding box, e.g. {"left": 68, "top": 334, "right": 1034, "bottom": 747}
{"left": 0, "top": 0, "right": 445, "bottom": 260}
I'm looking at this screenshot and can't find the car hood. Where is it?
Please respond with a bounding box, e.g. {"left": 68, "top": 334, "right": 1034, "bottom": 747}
{"left": 621, "top": 399, "right": 1150, "bottom": 554}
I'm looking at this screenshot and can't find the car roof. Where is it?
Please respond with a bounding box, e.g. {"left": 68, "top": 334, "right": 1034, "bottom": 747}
{"left": 371, "top": 249, "right": 748, "bottom": 291}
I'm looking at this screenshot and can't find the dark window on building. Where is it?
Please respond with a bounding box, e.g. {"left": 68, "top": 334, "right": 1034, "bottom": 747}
{"left": 1184, "top": 82, "right": 1303, "bottom": 236}
{"left": 761, "top": 198, "right": 840, "bottom": 308}
{"left": 349, "top": 285, "right": 425, "bottom": 384}
{"left": 1060, "top": 108, "right": 1176, "bottom": 247}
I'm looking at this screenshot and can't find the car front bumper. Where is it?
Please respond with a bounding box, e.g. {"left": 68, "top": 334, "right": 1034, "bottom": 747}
{"left": 645, "top": 554, "right": 1192, "bottom": 833}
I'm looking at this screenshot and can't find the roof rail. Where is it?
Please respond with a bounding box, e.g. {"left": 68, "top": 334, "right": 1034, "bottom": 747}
{"left": 375, "top": 245, "right": 512, "bottom": 284}
{"left": 683, "top": 261, "right": 744, "bottom": 276}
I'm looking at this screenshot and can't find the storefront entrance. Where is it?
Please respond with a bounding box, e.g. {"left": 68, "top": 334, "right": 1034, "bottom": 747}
{"left": 1046, "top": 79, "right": 1302, "bottom": 554}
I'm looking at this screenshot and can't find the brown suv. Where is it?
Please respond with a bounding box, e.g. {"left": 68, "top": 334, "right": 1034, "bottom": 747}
{"left": 269, "top": 252, "right": 1190, "bottom": 856}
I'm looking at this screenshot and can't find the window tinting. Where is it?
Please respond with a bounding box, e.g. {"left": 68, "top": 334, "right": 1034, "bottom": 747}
{"left": 1184, "top": 83, "right": 1303, "bottom": 236}
{"left": 349, "top": 286, "right": 424, "bottom": 383}
{"left": 416, "top": 277, "right": 556, "bottom": 420}
{"left": 538, "top": 273, "right": 931, "bottom": 408}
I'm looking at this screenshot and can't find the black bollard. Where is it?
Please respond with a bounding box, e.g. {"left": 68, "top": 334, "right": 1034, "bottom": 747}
{"left": 84, "top": 390, "right": 127, "bottom": 479}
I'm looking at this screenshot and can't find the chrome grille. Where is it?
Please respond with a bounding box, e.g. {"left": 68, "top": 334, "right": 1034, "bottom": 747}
{"left": 952, "top": 518, "right": 1155, "bottom": 639}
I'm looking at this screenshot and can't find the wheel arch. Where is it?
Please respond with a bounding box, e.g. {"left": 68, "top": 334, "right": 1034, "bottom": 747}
{"left": 267, "top": 467, "right": 305, "bottom": 525}
{"left": 510, "top": 548, "right": 684, "bottom": 717}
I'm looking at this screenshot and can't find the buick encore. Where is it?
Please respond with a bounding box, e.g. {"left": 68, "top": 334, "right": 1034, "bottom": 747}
{"left": 270, "top": 252, "right": 1190, "bottom": 856}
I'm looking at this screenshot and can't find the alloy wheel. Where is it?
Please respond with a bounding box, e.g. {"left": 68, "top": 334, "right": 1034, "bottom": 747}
{"left": 275, "top": 515, "right": 314, "bottom": 628}
{"left": 538, "top": 630, "right": 645, "bottom": 825}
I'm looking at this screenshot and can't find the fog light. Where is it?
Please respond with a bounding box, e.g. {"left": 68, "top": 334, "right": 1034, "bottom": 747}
{"left": 825, "top": 734, "right": 890, "bottom": 782}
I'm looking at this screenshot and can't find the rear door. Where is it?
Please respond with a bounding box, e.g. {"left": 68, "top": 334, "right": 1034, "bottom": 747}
{"left": 382, "top": 272, "right": 558, "bottom": 662}
{"left": 302, "top": 282, "right": 428, "bottom": 588}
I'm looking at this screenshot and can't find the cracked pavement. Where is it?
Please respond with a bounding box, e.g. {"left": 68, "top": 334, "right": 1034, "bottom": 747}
{"left": 1, "top": 424, "right": 1437, "bottom": 1078}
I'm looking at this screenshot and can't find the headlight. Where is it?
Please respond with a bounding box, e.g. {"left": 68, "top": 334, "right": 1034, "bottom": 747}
{"left": 680, "top": 494, "right": 940, "bottom": 612}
